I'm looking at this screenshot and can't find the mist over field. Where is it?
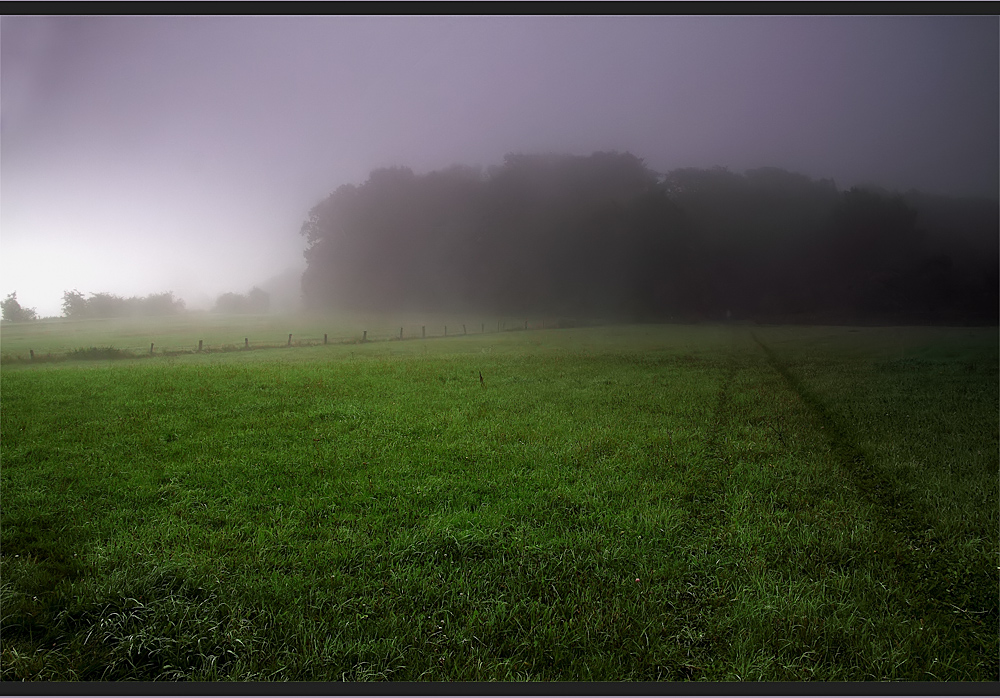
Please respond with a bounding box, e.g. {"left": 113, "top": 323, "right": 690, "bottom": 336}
{"left": 2, "top": 16, "right": 997, "bottom": 321}
{"left": 3, "top": 16, "right": 999, "bottom": 680}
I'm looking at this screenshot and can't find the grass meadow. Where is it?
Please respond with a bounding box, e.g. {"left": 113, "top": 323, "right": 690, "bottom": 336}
{"left": 1, "top": 317, "right": 997, "bottom": 681}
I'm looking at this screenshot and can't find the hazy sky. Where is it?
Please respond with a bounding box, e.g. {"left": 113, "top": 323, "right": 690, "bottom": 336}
{"left": 2, "top": 15, "right": 997, "bottom": 318}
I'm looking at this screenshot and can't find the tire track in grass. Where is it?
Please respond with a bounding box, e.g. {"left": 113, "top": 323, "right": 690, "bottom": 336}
{"left": 665, "top": 332, "right": 743, "bottom": 678}
{"left": 751, "top": 331, "right": 998, "bottom": 677}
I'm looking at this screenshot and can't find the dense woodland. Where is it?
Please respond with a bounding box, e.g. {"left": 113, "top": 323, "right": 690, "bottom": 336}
{"left": 301, "top": 152, "right": 998, "bottom": 324}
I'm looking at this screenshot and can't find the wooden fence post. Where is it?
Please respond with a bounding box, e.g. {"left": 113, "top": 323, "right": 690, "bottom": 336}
{"left": 29, "top": 349, "right": 34, "bottom": 361}
{"left": 288, "top": 334, "right": 292, "bottom": 346}
{"left": 363, "top": 330, "right": 367, "bottom": 342}
{"left": 463, "top": 324, "right": 467, "bottom": 335}
{"left": 198, "top": 340, "right": 203, "bottom": 352}
{"left": 150, "top": 343, "right": 154, "bottom": 355}
{"left": 399, "top": 327, "right": 403, "bottom": 339}
{"left": 324, "top": 333, "right": 328, "bottom": 345}
{"left": 445, "top": 326, "right": 447, "bottom": 336}
{"left": 422, "top": 326, "right": 426, "bottom": 339}
{"left": 245, "top": 338, "right": 249, "bottom": 349}
{"left": 524, "top": 320, "right": 528, "bottom": 330}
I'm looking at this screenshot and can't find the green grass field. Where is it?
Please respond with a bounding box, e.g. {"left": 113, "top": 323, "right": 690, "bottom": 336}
{"left": 1, "top": 318, "right": 997, "bottom": 681}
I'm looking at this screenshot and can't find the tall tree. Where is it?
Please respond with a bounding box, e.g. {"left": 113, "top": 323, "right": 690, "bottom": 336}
{"left": 62, "top": 290, "right": 88, "bottom": 318}
{"left": 1, "top": 292, "right": 38, "bottom": 322}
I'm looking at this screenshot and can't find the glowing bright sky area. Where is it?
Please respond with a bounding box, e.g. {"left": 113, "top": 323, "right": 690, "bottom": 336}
{"left": 2, "top": 15, "right": 997, "bottom": 318}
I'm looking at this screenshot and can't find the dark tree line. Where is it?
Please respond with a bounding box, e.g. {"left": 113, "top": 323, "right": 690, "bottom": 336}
{"left": 300, "top": 152, "right": 998, "bottom": 324}
{"left": 61, "top": 290, "right": 186, "bottom": 319}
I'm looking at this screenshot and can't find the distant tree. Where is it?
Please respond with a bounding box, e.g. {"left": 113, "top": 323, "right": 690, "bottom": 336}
{"left": 62, "top": 290, "right": 88, "bottom": 318}
{"left": 214, "top": 292, "right": 246, "bottom": 314}
{"left": 247, "top": 287, "right": 270, "bottom": 313}
{"left": 213, "top": 287, "right": 269, "bottom": 314}
{"left": 87, "top": 292, "right": 126, "bottom": 319}
{"left": 1, "top": 292, "right": 38, "bottom": 322}
{"left": 141, "top": 291, "right": 186, "bottom": 316}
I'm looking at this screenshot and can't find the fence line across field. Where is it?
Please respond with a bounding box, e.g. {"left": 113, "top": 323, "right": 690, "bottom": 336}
{"left": 25, "top": 318, "right": 556, "bottom": 360}
{"left": 181, "top": 318, "right": 541, "bottom": 353}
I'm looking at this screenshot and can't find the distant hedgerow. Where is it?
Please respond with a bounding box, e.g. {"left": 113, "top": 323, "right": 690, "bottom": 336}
{"left": 66, "top": 346, "right": 135, "bottom": 361}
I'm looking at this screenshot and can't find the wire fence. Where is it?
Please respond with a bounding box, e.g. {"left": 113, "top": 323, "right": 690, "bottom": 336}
{"left": 2, "top": 318, "right": 582, "bottom": 364}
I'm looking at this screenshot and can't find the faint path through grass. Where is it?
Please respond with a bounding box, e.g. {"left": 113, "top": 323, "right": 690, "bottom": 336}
{"left": 752, "top": 329, "right": 999, "bottom": 679}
